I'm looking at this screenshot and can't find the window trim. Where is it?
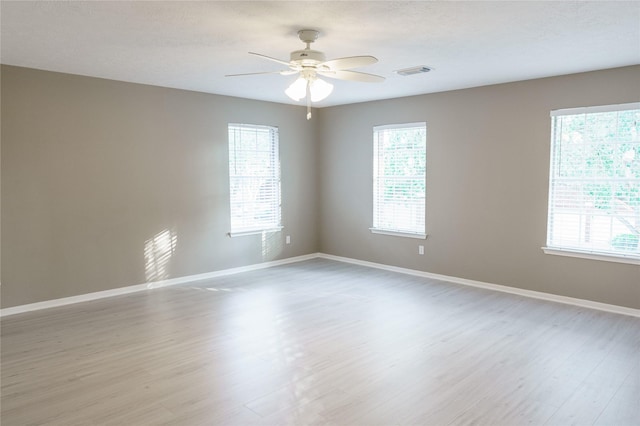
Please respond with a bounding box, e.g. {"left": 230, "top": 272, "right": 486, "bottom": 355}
{"left": 541, "top": 247, "right": 640, "bottom": 266}
{"left": 544, "top": 102, "right": 640, "bottom": 263}
{"left": 550, "top": 102, "right": 640, "bottom": 117}
{"left": 371, "top": 121, "right": 427, "bottom": 238}
{"left": 369, "top": 228, "right": 427, "bottom": 239}
{"left": 228, "top": 227, "right": 283, "bottom": 238}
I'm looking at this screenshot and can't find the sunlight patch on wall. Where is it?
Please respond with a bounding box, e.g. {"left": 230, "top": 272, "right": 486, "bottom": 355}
{"left": 144, "top": 229, "right": 177, "bottom": 282}
{"left": 262, "top": 231, "right": 283, "bottom": 261}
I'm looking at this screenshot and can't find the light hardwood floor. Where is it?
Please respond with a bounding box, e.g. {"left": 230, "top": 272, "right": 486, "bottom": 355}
{"left": 2, "top": 259, "right": 639, "bottom": 425}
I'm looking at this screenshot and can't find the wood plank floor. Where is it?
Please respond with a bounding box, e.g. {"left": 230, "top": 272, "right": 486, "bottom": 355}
{"left": 2, "top": 259, "right": 639, "bottom": 425}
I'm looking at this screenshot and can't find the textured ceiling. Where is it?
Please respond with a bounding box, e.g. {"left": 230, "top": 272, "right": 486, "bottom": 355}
{"left": 1, "top": 1, "right": 639, "bottom": 107}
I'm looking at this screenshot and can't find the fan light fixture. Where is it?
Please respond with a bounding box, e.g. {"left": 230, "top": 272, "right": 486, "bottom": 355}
{"left": 285, "top": 75, "right": 334, "bottom": 102}
{"left": 285, "top": 70, "right": 334, "bottom": 119}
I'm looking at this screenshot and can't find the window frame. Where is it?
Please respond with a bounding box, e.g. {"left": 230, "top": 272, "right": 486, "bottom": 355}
{"left": 543, "top": 102, "right": 640, "bottom": 265}
{"left": 371, "top": 122, "right": 427, "bottom": 239}
{"left": 227, "top": 123, "right": 283, "bottom": 237}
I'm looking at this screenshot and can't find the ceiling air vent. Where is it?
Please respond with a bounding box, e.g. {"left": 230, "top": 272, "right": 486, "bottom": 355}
{"left": 394, "top": 66, "right": 432, "bottom": 76}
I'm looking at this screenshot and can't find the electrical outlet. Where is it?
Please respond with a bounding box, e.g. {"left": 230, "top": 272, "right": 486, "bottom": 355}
{"left": 418, "top": 245, "right": 424, "bottom": 255}
{"left": 286, "top": 235, "right": 291, "bottom": 245}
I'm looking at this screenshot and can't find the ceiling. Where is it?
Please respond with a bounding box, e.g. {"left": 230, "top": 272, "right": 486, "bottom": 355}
{"left": 2, "top": 1, "right": 639, "bottom": 107}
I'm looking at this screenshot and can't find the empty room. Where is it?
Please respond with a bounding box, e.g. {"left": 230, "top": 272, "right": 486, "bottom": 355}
{"left": 1, "top": 1, "right": 639, "bottom": 425}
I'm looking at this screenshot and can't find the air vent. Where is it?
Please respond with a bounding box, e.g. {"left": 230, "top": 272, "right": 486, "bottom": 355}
{"left": 394, "top": 66, "right": 432, "bottom": 76}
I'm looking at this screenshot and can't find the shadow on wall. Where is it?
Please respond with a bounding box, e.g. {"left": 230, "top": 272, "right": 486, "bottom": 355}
{"left": 144, "top": 228, "right": 178, "bottom": 282}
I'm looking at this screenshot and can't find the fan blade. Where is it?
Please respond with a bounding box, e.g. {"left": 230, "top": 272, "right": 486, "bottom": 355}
{"left": 248, "top": 52, "right": 291, "bottom": 66}
{"left": 225, "top": 70, "right": 298, "bottom": 77}
{"left": 318, "top": 69, "right": 385, "bottom": 83}
{"left": 321, "top": 56, "right": 378, "bottom": 71}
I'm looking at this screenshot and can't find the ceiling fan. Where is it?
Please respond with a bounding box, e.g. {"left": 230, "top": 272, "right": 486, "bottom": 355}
{"left": 226, "top": 29, "right": 385, "bottom": 119}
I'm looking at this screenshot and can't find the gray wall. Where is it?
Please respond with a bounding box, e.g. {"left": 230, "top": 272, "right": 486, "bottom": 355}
{"left": 317, "top": 65, "right": 640, "bottom": 310}
{"left": 2, "top": 65, "right": 639, "bottom": 310}
{"left": 1, "top": 65, "right": 319, "bottom": 308}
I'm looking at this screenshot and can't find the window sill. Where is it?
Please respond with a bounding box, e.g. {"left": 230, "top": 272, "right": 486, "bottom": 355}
{"left": 542, "top": 247, "right": 640, "bottom": 265}
{"left": 370, "top": 228, "right": 427, "bottom": 239}
{"left": 228, "top": 227, "right": 283, "bottom": 238}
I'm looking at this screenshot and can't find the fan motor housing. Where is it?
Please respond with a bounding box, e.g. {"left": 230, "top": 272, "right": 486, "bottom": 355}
{"left": 290, "top": 49, "right": 326, "bottom": 66}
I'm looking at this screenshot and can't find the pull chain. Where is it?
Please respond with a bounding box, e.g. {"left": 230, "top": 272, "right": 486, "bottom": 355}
{"left": 306, "top": 80, "right": 312, "bottom": 120}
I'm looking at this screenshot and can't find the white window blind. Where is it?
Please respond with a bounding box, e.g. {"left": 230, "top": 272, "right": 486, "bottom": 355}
{"left": 228, "top": 123, "right": 281, "bottom": 235}
{"left": 372, "top": 122, "right": 427, "bottom": 237}
{"left": 546, "top": 103, "right": 640, "bottom": 260}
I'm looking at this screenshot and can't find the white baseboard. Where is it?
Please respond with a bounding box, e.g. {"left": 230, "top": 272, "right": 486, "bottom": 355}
{"left": 3, "top": 252, "right": 638, "bottom": 318}
{"left": 316, "top": 253, "right": 640, "bottom": 318}
{"left": 0, "top": 253, "right": 319, "bottom": 317}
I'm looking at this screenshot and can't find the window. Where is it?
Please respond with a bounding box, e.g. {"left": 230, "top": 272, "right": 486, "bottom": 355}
{"left": 228, "top": 123, "right": 281, "bottom": 235}
{"left": 372, "top": 122, "right": 427, "bottom": 238}
{"left": 545, "top": 103, "right": 640, "bottom": 263}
